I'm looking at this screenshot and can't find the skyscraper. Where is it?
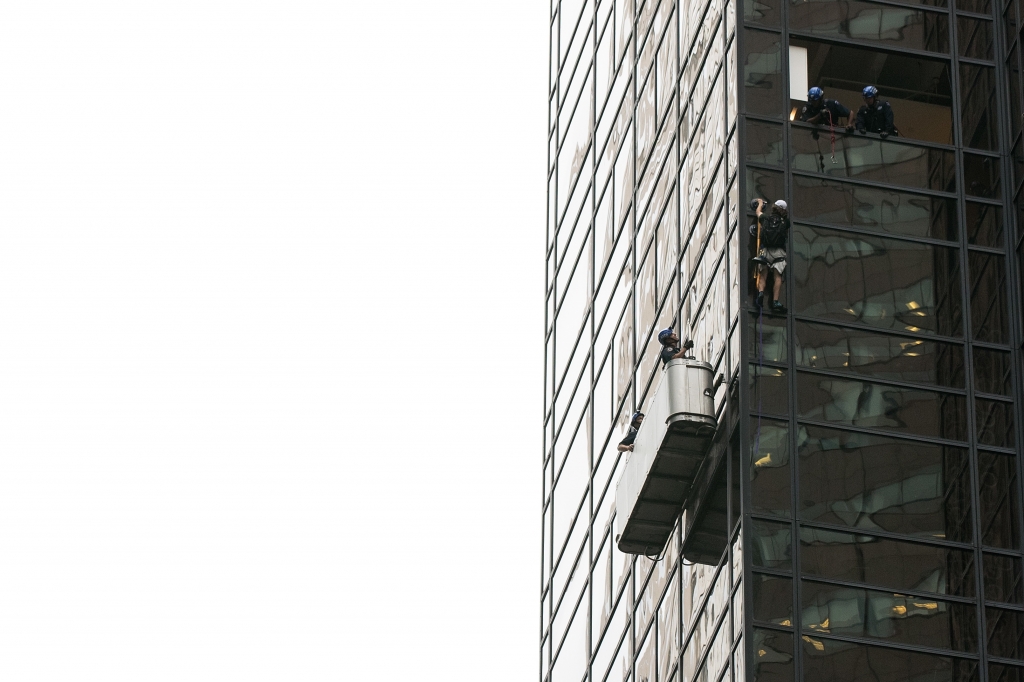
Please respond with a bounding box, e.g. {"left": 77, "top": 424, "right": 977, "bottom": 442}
{"left": 543, "top": 1, "right": 1024, "bottom": 680}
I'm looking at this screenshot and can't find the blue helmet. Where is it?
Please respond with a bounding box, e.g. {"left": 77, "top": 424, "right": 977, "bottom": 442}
{"left": 631, "top": 411, "right": 644, "bottom": 424}
{"left": 657, "top": 327, "right": 674, "bottom": 344}
{"left": 862, "top": 85, "right": 878, "bottom": 98}
{"left": 808, "top": 86, "right": 824, "bottom": 101}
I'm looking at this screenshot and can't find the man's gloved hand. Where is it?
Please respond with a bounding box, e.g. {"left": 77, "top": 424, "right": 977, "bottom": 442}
{"left": 880, "top": 131, "right": 889, "bottom": 139}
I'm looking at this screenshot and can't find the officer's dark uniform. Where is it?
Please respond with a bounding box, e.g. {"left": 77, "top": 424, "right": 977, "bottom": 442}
{"left": 855, "top": 100, "right": 897, "bottom": 135}
{"left": 799, "top": 99, "right": 850, "bottom": 125}
{"left": 661, "top": 345, "right": 681, "bottom": 366}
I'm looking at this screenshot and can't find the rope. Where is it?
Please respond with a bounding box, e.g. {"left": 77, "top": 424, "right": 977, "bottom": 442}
{"left": 753, "top": 304, "right": 764, "bottom": 461}
{"left": 825, "top": 108, "right": 837, "bottom": 164}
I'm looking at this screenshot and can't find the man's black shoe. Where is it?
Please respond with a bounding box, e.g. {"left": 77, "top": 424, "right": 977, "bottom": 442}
{"left": 771, "top": 301, "right": 786, "bottom": 314}
{"left": 756, "top": 292, "right": 765, "bottom": 308}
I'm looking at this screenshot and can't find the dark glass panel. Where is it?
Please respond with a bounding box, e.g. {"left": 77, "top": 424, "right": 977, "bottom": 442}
{"left": 749, "top": 310, "right": 788, "bottom": 363}
{"left": 802, "top": 636, "right": 978, "bottom": 682}
{"left": 991, "top": 663, "right": 1024, "bottom": 682}
{"left": 974, "top": 347, "right": 1012, "bottom": 395}
{"left": 796, "top": 371, "right": 969, "bottom": 441}
{"left": 792, "top": 176, "right": 958, "bottom": 241}
{"left": 747, "top": 119, "right": 784, "bottom": 166}
{"left": 751, "top": 364, "right": 789, "bottom": 417}
{"left": 976, "top": 398, "right": 1016, "bottom": 448}
{"left": 965, "top": 201, "right": 1003, "bottom": 247}
{"left": 789, "top": 1, "right": 950, "bottom": 54}
{"left": 961, "top": 64, "right": 999, "bottom": 151}
{"left": 744, "top": 29, "right": 784, "bottom": 117}
{"left": 752, "top": 572, "right": 794, "bottom": 625}
{"left": 969, "top": 251, "right": 1010, "bottom": 344}
{"left": 747, "top": 167, "right": 785, "bottom": 210}
{"left": 987, "top": 606, "right": 1024, "bottom": 660}
{"left": 792, "top": 224, "right": 964, "bottom": 337}
{"left": 957, "top": 16, "right": 994, "bottom": 60}
{"left": 979, "top": 450, "right": 1022, "bottom": 548}
{"left": 800, "top": 526, "right": 977, "bottom": 597}
{"left": 801, "top": 580, "right": 978, "bottom": 652}
{"left": 752, "top": 628, "right": 794, "bottom": 681}
{"left": 1014, "top": 137, "right": 1024, "bottom": 194}
{"left": 751, "top": 418, "right": 791, "bottom": 518}
{"left": 791, "top": 126, "right": 956, "bottom": 193}
{"left": 984, "top": 552, "right": 1024, "bottom": 604}
{"left": 955, "top": 0, "right": 990, "bottom": 11}
{"left": 1010, "top": 47, "right": 1023, "bottom": 144}
{"left": 963, "top": 153, "right": 1001, "bottom": 198}
{"left": 745, "top": 0, "right": 781, "bottom": 27}
{"left": 798, "top": 424, "right": 973, "bottom": 542}
{"left": 751, "top": 517, "right": 793, "bottom": 570}
{"left": 794, "top": 320, "right": 966, "bottom": 388}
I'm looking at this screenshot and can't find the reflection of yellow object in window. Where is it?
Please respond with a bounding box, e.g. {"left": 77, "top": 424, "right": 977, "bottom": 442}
{"left": 790, "top": 108, "right": 798, "bottom": 121}
{"left": 900, "top": 340, "right": 924, "bottom": 349}
{"left": 905, "top": 326, "right": 922, "bottom": 332}
{"left": 906, "top": 300, "right": 921, "bottom": 310}
{"left": 893, "top": 605, "right": 907, "bottom": 615}
{"left": 802, "top": 635, "right": 825, "bottom": 651}
{"left": 754, "top": 454, "right": 772, "bottom": 467}
{"left": 779, "top": 619, "right": 792, "bottom": 627}
{"left": 758, "top": 649, "right": 767, "bottom": 657}
{"left": 904, "top": 352, "right": 920, "bottom": 357}
{"left": 913, "top": 602, "right": 938, "bottom": 609}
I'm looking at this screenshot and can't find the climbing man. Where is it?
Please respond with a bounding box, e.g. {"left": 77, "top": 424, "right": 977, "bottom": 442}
{"left": 750, "top": 199, "right": 790, "bottom": 314}
{"left": 799, "top": 86, "right": 850, "bottom": 126}
{"left": 854, "top": 85, "right": 897, "bottom": 138}
{"left": 617, "top": 412, "right": 645, "bottom": 452}
{"left": 658, "top": 328, "right": 692, "bottom": 366}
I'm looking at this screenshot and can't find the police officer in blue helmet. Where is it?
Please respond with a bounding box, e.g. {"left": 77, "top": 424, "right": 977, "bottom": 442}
{"left": 798, "top": 86, "right": 851, "bottom": 127}
{"left": 618, "top": 412, "right": 645, "bottom": 452}
{"left": 657, "top": 328, "right": 690, "bottom": 366}
{"left": 855, "top": 85, "right": 897, "bottom": 138}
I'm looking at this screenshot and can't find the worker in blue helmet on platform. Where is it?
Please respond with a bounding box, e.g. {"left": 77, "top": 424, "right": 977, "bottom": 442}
{"left": 658, "top": 328, "right": 690, "bottom": 366}
{"left": 855, "top": 85, "right": 897, "bottom": 138}
{"left": 798, "top": 86, "right": 851, "bottom": 127}
{"left": 618, "top": 412, "right": 645, "bottom": 452}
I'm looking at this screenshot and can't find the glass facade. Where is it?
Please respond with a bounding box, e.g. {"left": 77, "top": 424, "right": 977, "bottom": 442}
{"left": 545, "top": 0, "right": 1024, "bottom": 680}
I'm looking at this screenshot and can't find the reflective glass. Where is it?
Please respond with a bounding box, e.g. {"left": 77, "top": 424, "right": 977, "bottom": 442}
{"left": 955, "top": 0, "right": 990, "bottom": 12}
{"left": 796, "top": 372, "right": 969, "bottom": 442}
{"left": 991, "top": 663, "right": 1024, "bottom": 682}
{"left": 963, "top": 152, "right": 1001, "bottom": 198}
{"left": 794, "top": 320, "right": 966, "bottom": 389}
{"left": 968, "top": 251, "right": 1010, "bottom": 344}
{"left": 798, "top": 425, "right": 973, "bottom": 542}
{"left": 751, "top": 628, "right": 794, "bottom": 681}
{"left": 751, "top": 418, "right": 791, "bottom": 518}
{"left": 751, "top": 364, "right": 789, "bottom": 418}
{"left": 743, "top": 29, "right": 784, "bottom": 117}
{"left": 749, "top": 311, "right": 788, "bottom": 363}
{"left": 961, "top": 64, "right": 999, "bottom": 151}
{"left": 790, "top": 127, "right": 956, "bottom": 193}
{"left": 801, "top": 636, "right": 978, "bottom": 682}
{"left": 987, "top": 606, "right": 1024, "bottom": 660}
{"left": 978, "top": 450, "right": 1022, "bottom": 549}
{"left": 984, "top": 552, "right": 1024, "bottom": 605}
{"left": 746, "top": 167, "right": 784, "bottom": 210}
{"left": 974, "top": 347, "right": 1012, "bottom": 396}
{"left": 751, "top": 573, "right": 794, "bottom": 625}
{"left": 976, "top": 398, "right": 1016, "bottom": 449}
{"left": 800, "top": 526, "right": 977, "bottom": 597}
{"left": 789, "top": 1, "right": 949, "bottom": 54}
{"left": 792, "top": 224, "right": 964, "bottom": 337}
{"left": 965, "top": 201, "right": 1003, "bottom": 247}
{"left": 746, "top": 119, "right": 784, "bottom": 167}
{"left": 791, "top": 176, "right": 958, "bottom": 241}
{"left": 801, "top": 580, "right": 978, "bottom": 652}
{"left": 751, "top": 518, "right": 793, "bottom": 570}
{"left": 957, "top": 16, "right": 994, "bottom": 60}
{"left": 744, "top": 0, "right": 781, "bottom": 27}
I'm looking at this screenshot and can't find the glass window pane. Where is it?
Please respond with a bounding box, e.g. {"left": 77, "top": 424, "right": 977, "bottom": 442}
{"left": 790, "top": 127, "right": 956, "bottom": 193}
{"left": 789, "top": 1, "right": 949, "bottom": 54}
{"left": 801, "top": 579, "right": 978, "bottom": 651}
{"left": 751, "top": 417, "right": 791, "bottom": 518}
{"left": 752, "top": 628, "right": 794, "bottom": 681}
{"left": 751, "top": 517, "right": 793, "bottom": 570}
{"left": 746, "top": 119, "right": 784, "bottom": 166}
{"left": 750, "top": 310, "right": 788, "bottom": 363}
{"left": 955, "top": 0, "right": 990, "bottom": 12}
{"left": 957, "top": 16, "right": 994, "bottom": 60}
{"left": 800, "top": 526, "right": 977, "bottom": 597}
{"left": 969, "top": 250, "right": 1010, "bottom": 344}
{"left": 801, "top": 636, "right": 978, "bottom": 681}
{"left": 743, "top": 29, "right": 784, "bottom": 117}
{"left": 987, "top": 606, "right": 1024, "bottom": 661}
{"left": 794, "top": 320, "right": 966, "bottom": 389}
{"left": 976, "top": 398, "right": 1016, "bottom": 449}
{"left": 961, "top": 64, "right": 999, "bottom": 151}
{"left": 991, "top": 662, "right": 1024, "bottom": 682}
{"left": 798, "top": 424, "right": 973, "bottom": 542}
{"left": 974, "top": 347, "right": 1012, "bottom": 396}
{"left": 984, "top": 552, "right": 1024, "bottom": 605}
{"left": 746, "top": 167, "right": 785, "bottom": 210}
{"left": 752, "top": 573, "right": 794, "bottom": 625}
{"left": 792, "top": 176, "right": 958, "bottom": 241}
{"left": 792, "top": 224, "right": 964, "bottom": 337}
{"left": 964, "top": 152, "right": 1001, "bottom": 198}
{"left": 796, "top": 372, "right": 968, "bottom": 442}
{"left": 978, "top": 450, "right": 1022, "bottom": 549}
{"left": 965, "top": 201, "right": 1003, "bottom": 247}
{"left": 751, "top": 364, "right": 789, "bottom": 418}
{"left": 743, "top": 0, "right": 780, "bottom": 27}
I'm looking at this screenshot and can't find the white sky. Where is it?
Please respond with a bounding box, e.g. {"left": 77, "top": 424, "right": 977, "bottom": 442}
{"left": 0, "top": 2, "right": 546, "bottom": 679}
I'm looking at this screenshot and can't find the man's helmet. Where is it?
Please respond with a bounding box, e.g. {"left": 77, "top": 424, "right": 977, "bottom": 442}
{"left": 657, "top": 327, "right": 674, "bottom": 344}
{"left": 808, "top": 86, "right": 824, "bottom": 101}
{"left": 774, "top": 199, "right": 788, "bottom": 211}
{"left": 631, "top": 411, "right": 644, "bottom": 424}
{"left": 862, "top": 85, "right": 878, "bottom": 98}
